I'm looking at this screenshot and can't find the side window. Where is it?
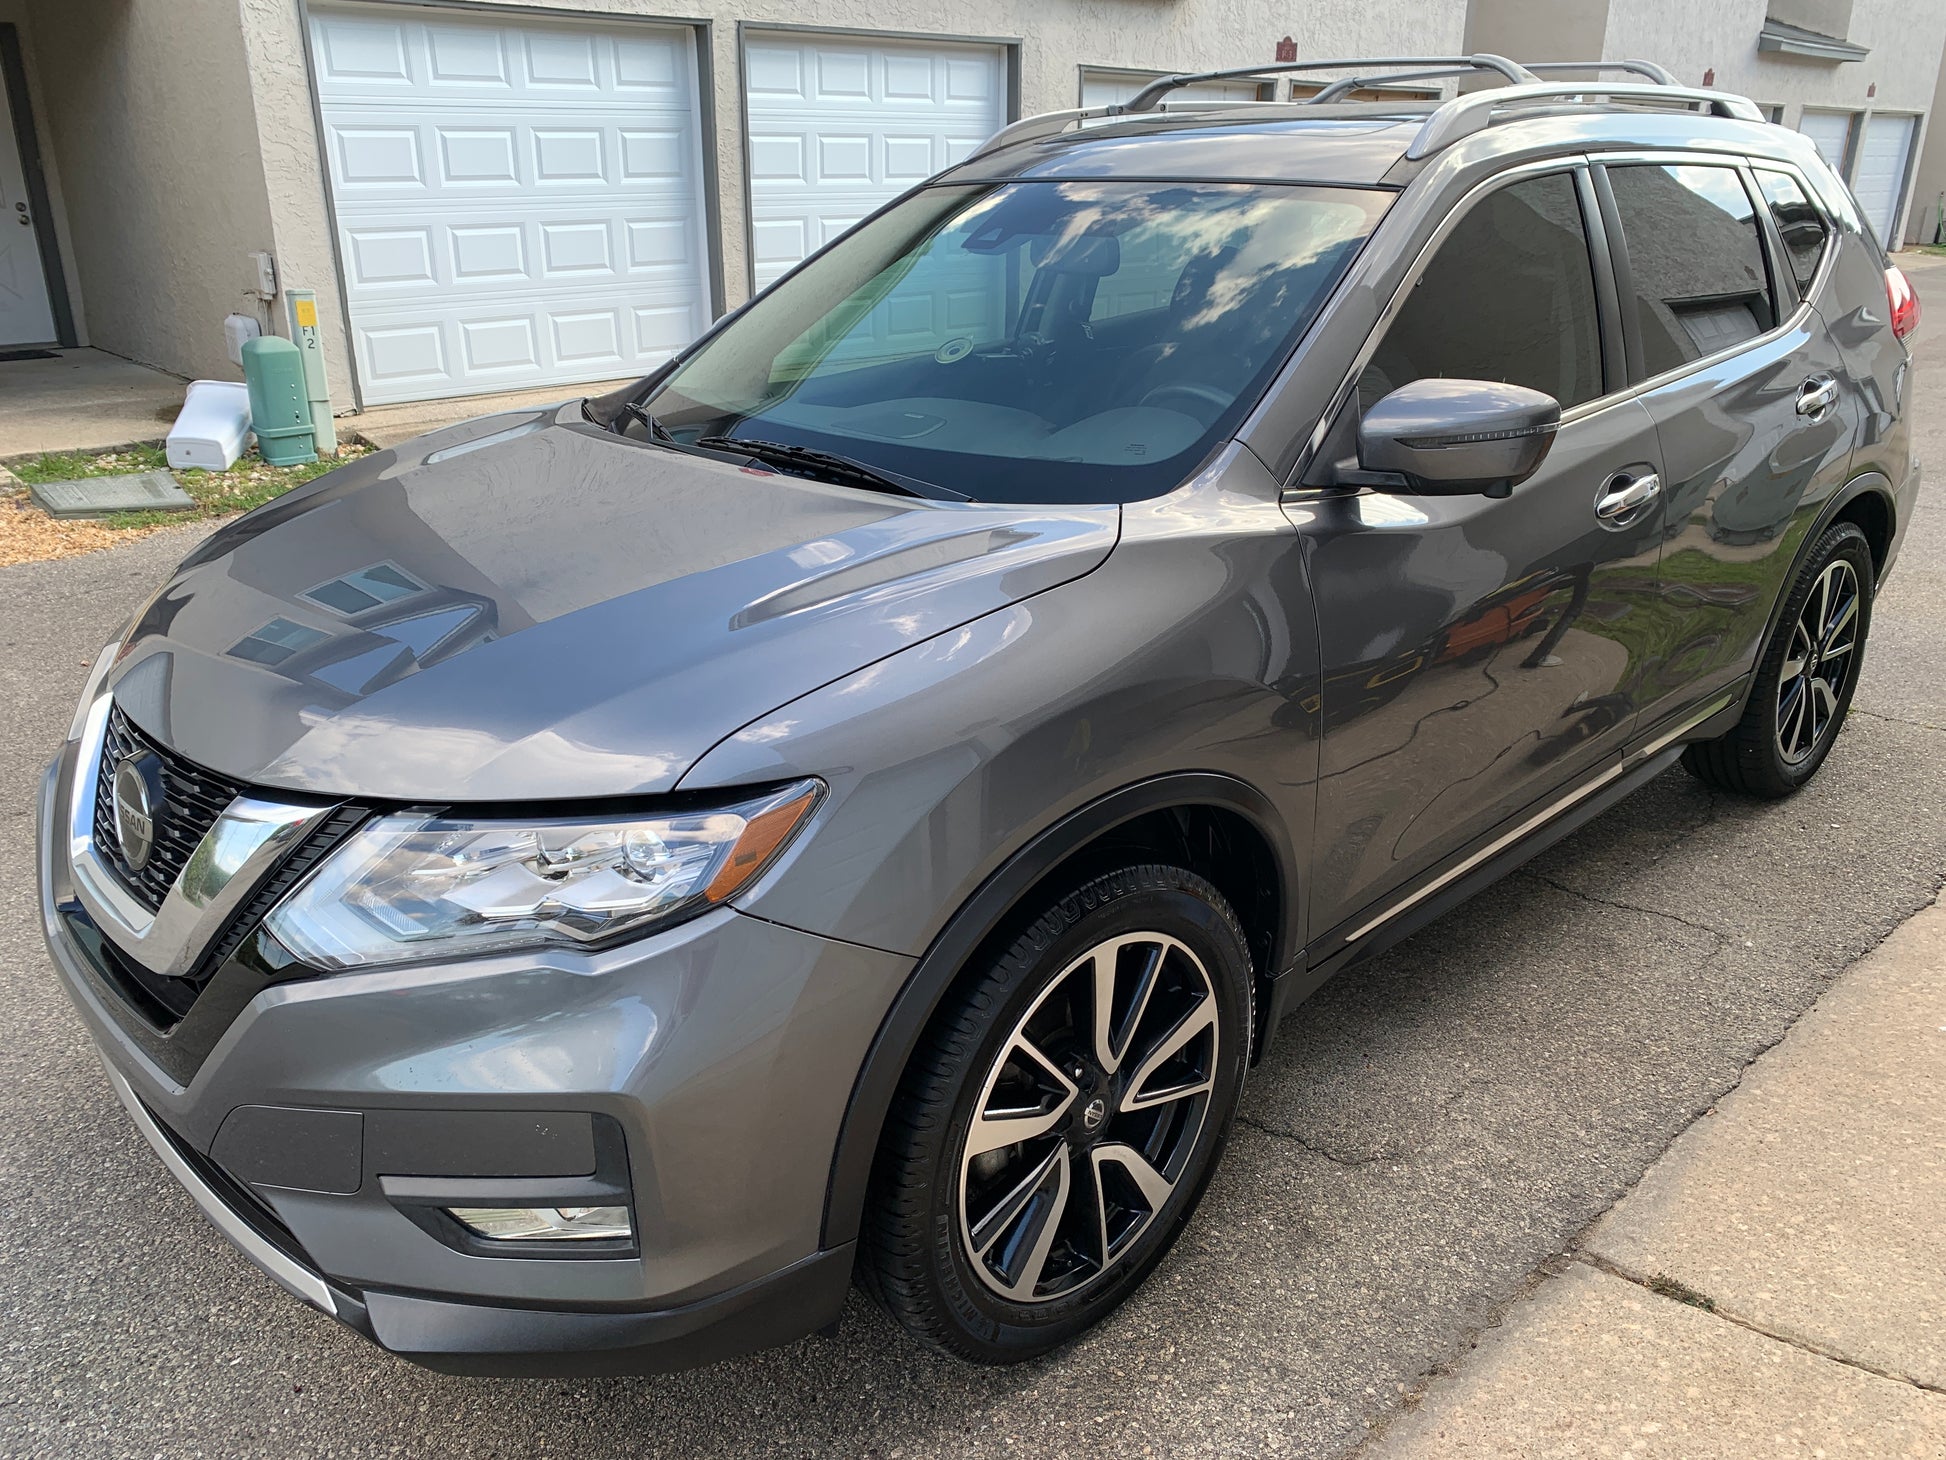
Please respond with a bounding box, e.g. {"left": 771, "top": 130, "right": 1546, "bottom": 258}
{"left": 1754, "top": 168, "right": 1832, "bottom": 298}
{"left": 1360, "top": 172, "right": 1604, "bottom": 411}
{"left": 1607, "top": 164, "right": 1777, "bottom": 377}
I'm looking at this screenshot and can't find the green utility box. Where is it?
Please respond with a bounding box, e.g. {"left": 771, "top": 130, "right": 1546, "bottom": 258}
{"left": 242, "top": 335, "right": 318, "bottom": 466}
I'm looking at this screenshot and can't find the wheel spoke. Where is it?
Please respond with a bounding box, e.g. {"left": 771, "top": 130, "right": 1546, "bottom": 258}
{"left": 1816, "top": 564, "right": 1834, "bottom": 635}
{"left": 1091, "top": 937, "right": 1164, "bottom": 1075}
{"left": 965, "top": 1037, "right": 1077, "bottom": 1158}
{"left": 1822, "top": 589, "right": 1857, "bottom": 648}
{"left": 1780, "top": 681, "right": 1809, "bottom": 757}
{"left": 1093, "top": 1142, "right": 1175, "bottom": 1216}
{"left": 1121, "top": 995, "right": 1218, "bottom": 1112}
{"left": 1814, "top": 676, "right": 1840, "bottom": 723}
{"left": 983, "top": 1145, "right": 1071, "bottom": 1299}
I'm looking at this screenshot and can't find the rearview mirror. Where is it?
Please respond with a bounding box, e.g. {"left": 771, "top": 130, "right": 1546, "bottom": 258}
{"left": 1357, "top": 379, "right": 1561, "bottom": 497}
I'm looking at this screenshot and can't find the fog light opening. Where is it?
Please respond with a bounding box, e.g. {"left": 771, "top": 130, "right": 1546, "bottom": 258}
{"left": 448, "top": 1205, "right": 633, "bottom": 1242}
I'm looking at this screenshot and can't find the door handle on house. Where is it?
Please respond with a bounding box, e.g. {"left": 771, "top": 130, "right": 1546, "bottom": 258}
{"left": 1797, "top": 375, "right": 1839, "bottom": 417}
{"left": 1595, "top": 471, "right": 1661, "bottom": 521}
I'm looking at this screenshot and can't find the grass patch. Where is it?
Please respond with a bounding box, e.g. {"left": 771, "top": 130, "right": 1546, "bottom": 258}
{"left": 1646, "top": 1273, "right": 1716, "bottom": 1312}
{"left": 11, "top": 441, "right": 370, "bottom": 529}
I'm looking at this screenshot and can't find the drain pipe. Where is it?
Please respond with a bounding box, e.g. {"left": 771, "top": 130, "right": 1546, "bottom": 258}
{"left": 284, "top": 288, "right": 337, "bottom": 454}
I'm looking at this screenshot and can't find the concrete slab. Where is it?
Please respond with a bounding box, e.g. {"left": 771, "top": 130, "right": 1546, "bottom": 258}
{"left": 0, "top": 348, "right": 189, "bottom": 461}
{"left": 27, "top": 470, "right": 195, "bottom": 518}
{"left": 346, "top": 376, "right": 632, "bottom": 451}
{"left": 1584, "top": 899, "right": 1946, "bottom": 1391}
{"left": 1369, "top": 1263, "right": 1946, "bottom": 1457}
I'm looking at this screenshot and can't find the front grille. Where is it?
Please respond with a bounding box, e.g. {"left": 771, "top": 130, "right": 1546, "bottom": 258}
{"left": 92, "top": 704, "right": 251, "bottom": 911}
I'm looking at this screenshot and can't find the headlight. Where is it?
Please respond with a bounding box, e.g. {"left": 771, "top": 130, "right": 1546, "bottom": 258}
{"left": 264, "top": 780, "right": 821, "bottom": 970}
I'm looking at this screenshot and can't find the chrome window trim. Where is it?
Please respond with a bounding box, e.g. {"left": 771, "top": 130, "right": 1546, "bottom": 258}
{"left": 1289, "top": 146, "right": 1838, "bottom": 492}
{"left": 68, "top": 694, "right": 332, "bottom": 979}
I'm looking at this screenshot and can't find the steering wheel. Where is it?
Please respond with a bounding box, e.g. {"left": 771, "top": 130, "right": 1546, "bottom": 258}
{"left": 1138, "top": 383, "right": 1232, "bottom": 421}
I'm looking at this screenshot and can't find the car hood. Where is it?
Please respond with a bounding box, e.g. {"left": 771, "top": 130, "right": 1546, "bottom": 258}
{"left": 105, "top": 408, "right": 1118, "bottom": 801}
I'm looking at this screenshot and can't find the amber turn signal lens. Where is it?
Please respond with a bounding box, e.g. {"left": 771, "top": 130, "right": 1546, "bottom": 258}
{"left": 704, "top": 783, "right": 822, "bottom": 902}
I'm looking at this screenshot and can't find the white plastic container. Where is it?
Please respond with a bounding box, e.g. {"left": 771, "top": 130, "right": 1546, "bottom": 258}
{"left": 167, "top": 380, "right": 254, "bottom": 472}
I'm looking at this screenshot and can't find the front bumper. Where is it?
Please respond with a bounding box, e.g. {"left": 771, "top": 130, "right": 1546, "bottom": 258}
{"left": 37, "top": 748, "right": 911, "bottom": 1374}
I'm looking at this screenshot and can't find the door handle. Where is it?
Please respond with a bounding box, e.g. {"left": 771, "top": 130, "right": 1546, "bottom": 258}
{"left": 1595, "top": 470, "right": 1661, "bottom": 521}
{"left": 1797, "top": 376, "right": 1839, "bottom": 417}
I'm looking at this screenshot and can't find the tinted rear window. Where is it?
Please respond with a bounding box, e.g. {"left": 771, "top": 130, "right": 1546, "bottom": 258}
{"left": 1608, "top": 164, "right": 1776, "bottom": 377}
{"left": 1754, "top": 168, "right": 1832, "bottom": 297}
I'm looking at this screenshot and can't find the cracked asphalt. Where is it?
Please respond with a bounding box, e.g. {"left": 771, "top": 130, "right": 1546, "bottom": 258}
{"left": 4, "top": 260, "right": 1944, "bottom": 1457}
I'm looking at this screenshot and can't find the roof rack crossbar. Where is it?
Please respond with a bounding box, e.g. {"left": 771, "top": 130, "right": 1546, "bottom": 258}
{"left": 1407, "top": 81, "right": 1767, "bottom": 158}
{"left": 1524, "top": 59, "right": 1678, "bottom": 85}
{"left": 1123, "top": 54, "right": 1539, "bottom": 114}
{"left": 1310, "top": 66, "right": 1491, "bottom": 103}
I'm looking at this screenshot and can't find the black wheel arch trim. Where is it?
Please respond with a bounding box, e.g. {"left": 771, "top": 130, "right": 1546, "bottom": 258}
{"left": 820, "top": 771, "right": 1299, "bottom": 1252}
{"left": 1743, "top": 471, "right": 1894, "bottom": 711}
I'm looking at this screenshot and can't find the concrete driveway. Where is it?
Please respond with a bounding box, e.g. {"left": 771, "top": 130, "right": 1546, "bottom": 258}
{"left": 2, "top": 259, "right": 1942, "bottom": 1458}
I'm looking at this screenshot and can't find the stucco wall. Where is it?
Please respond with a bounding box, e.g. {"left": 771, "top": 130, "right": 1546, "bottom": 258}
{"left": 1602, "top": 0, "right": 1944, "bottom": 111}
{"left": 237, "top": 0, "right": 1469, "bottom": 411}
{"left": 1603, "top": 0, "right": 1944, "bottom": 243}
{"left": 1462, "top": 0, "right": 1611, "bottom": 68}
{"left": 25, "top": 0, "right": 276, "bottom": 381}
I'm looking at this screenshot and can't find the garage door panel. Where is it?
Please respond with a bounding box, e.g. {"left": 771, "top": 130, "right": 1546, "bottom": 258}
{"left": 744, "top": 33, "right": 1006, "bottom": 291}
{"left": 314, "top": 4, "right": 711, "bottom": 404}
{"left": 1854, "top": 114, "right": 1918, "bottom": 244}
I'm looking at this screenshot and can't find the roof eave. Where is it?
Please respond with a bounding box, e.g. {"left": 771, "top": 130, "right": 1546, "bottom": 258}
{"left": 1757, "top": 18, "right": 1870, "bottom": 63}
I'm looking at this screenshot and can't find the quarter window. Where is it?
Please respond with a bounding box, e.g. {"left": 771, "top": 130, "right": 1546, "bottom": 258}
{"left": 1360, "top": 172, "right": 1604, "bottom": 411}
{"left": 1754, "top": 169, "right": 1832, "bottom": 297}
{"left": 1607, "top": 164, "right": 1777, "bottom": 377}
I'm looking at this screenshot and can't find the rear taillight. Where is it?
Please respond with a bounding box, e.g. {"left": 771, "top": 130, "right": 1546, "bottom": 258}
{"left": 1887, "top": 264, "right": 1921, "bottom": 341}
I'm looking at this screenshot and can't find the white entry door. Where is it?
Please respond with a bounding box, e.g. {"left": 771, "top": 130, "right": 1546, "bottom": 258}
{"left": 0, "top": 55, "right": 56, "bottom": 346}
{"left": 311, "top": 5, "right": 714, "bottom": 405}
{"left": 742, "top": 33, "right": 1007, "bottom": 292}
{"left": 1853, "top": 114, "right": 1919, "bottom": 246}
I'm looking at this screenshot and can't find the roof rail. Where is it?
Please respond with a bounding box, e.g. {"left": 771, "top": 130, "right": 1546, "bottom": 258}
{"left": 967, "top": 55, "right": 1761, "bottom": 165}
{"left": 1407, "top": 80, "right": 1767, "bottom": 158}
{"left": 1123, "top": 54, "right": 1538, "bottom": 113}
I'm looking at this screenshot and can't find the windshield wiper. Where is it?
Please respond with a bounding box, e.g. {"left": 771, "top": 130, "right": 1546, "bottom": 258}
{"left": 611, "top": 399, "right": 679, "bottom": 446}
{"left": 694, "top": 436, "right": 965, "bottom": 501}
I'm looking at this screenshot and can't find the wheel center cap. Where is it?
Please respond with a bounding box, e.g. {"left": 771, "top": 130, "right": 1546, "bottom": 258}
{"left": 1080, "top": 1096, "right": 1108, "bottom": 1134}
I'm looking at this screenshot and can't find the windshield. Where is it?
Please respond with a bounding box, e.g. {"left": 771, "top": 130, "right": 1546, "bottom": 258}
{"left": 633, "top": 180, "right": 1390, "bottom": 504}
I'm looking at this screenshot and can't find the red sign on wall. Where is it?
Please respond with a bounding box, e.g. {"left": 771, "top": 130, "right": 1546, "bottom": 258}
{"left": 1275, "top": 35, "right": 1297, "bottom": 62}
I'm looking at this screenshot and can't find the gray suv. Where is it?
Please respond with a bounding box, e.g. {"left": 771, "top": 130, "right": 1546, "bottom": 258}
{"left": 37, "top": 56, "right": 1920, "bottom": 1375}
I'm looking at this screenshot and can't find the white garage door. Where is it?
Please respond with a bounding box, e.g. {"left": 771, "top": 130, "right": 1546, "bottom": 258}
{"left": 1798, "top": 109, "right": 1855, "bottom": 175}
{"left": 1853, "top": 114, "right": 1919, "bottom": 246}
{"left": 311, "top": 5, "right": 713, "bottom": 406}
{"left": 743, "top": 34, "right": 1007, "bottom": 291}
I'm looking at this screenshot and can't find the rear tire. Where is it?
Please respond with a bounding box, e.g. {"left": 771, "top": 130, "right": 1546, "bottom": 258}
{"left": 860, "top": 863, "right": 1253, "bottom": 1364}
{"left": 1683, "top": 521, "right": 1873, "bottom": 798}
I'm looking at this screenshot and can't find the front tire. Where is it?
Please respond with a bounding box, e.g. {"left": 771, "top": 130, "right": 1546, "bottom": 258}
{"left": 1683, "top": 520, "right": 1874, "bottom": 798}
{"left": 861, "top": 864, "right": 1253, "bottom": 1363}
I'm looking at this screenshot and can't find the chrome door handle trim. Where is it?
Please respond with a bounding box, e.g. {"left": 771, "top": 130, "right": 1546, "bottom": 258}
{"left": 1797, "top": 377, "right": 1839, "bottom": 416}
{"left": 1595, "top": 471, "right": 1661, "bottom": 520}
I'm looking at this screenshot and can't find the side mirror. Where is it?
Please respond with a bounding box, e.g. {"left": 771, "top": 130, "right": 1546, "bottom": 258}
{"left": 1357, "top": 379, "right": 1561, "bottom": 497}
